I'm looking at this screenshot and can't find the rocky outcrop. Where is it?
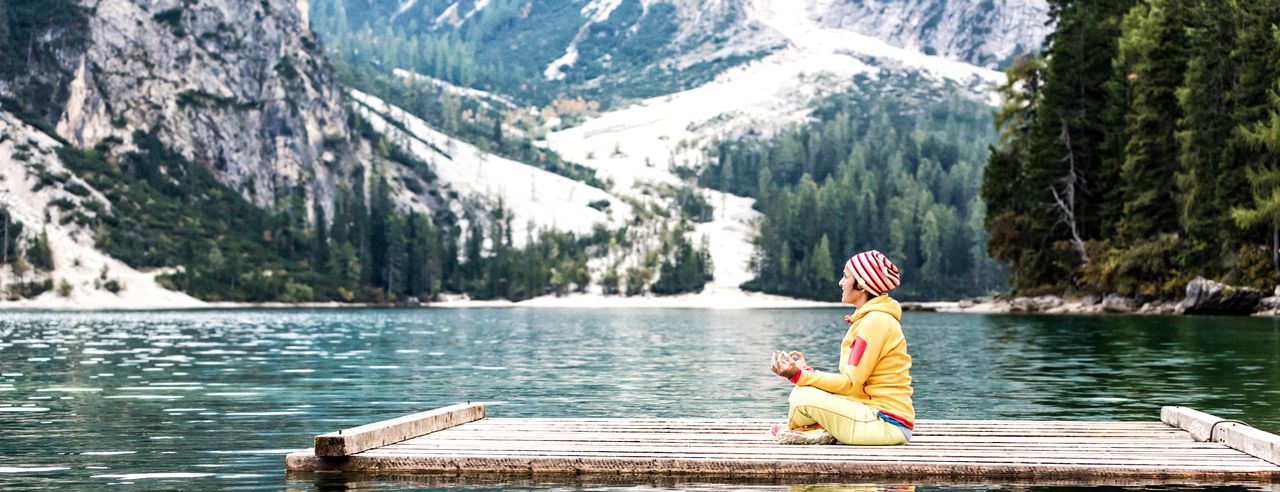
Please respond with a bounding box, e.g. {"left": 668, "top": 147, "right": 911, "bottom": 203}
{"left": 1009, "top": 295, "right": 1062, "bottom": 313}
{"left": 1101, "top": 294, "right": 1137, "bottom": 313}
{"left": 1177, "top": 277, "right": 1265, "bottom": 316}
{"left": 812, "top": 0, "right": 1051, "bottom": 68}
{"left": 51, "top": 0, "right": 351, "bottom": 209}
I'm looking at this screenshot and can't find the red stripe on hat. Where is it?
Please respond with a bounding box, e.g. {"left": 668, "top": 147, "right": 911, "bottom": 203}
{"left": 856, "top": 253, "right": 889, "bottom": 294}
{"left": 878, "top": 253, "right": 901, "bottom": 289}
{"left": 865, "top": 253, "right": 896, "bottom": 292}
{"left": 850, "top": 255, "right": 880, "bottom": 295}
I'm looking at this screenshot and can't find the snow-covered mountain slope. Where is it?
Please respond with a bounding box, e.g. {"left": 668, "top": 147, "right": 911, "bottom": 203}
{"left": 545, "top": 0, "right": 1005, "bottom": 294}
{"left": 0, "top": 0, "right": 460, "bottom": 306}
{"left": 0, "top": 113, "right": 203, "bottom": 309}
{"left": 812, "top": 0, "right": 1050, "bottom": 68}
{"left": 313, "top": 0, "right": 1042, "bottom": 110}
{"left": 348, "top": 90, "right": 629, "bottom": 246}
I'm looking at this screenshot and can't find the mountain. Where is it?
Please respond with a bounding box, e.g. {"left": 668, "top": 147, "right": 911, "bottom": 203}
{"left": 0, "top": 0, "right": 1048, "bottom": 306}
{"left": 0, "top": 0, "right": 457, "bottom": 306}
{"left": 310, "top": 0, "right": 1046, "bottom": 108}
{"left": 7, "top": 0, "right": 351, "bottom": 207}
{"left": 813, "top": 0, "right": 1051, "bottom": 68}
{"left": 323, "top": 0, "right": 1022, "bottom": 301}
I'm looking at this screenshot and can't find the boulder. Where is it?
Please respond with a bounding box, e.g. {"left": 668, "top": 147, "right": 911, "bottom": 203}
{"left": 1101, "top": 294, "right": 1137, "bottom": 313}
{"left": 1138, "top": 301, "right": 1178, "bottom": 315}
{"left": 1177, "top": 277, "right": 1265, "bottom": 316}
{"left": 899, "top": 302, "right": 937, "bottom": 312}
{"left": 1081, "top": 294, "right": 1102, "bottom": 307}
{"left": 1256, "top": 296, "right": 1280, "bottom": 313}
{"left": 1010, "top": 295, "right": 1062, "bottom": 313}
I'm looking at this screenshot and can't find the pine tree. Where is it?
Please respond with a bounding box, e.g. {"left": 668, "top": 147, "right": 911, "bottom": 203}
{"left": 368, "top": 174, "right": 392, "bottom": 288}
{"left": 30, "top": 229, "right": 53, "bottom": 271}
{"left": 12, "top": 253, "right": 28, "bottom": 283}
{"left": 311, "top": 193, "right": 328, "bottom": 272}
{"left": 1176, "top": 0, "right": 1240, "bottom": 266}
{"left": 1114, "top": 0, "right": 1187, "bottom": 243}
{"left": 1222, "top": 0, "right": 1280, "bottom": 273}
{"left": 1030, "top": 0, "right": 1135, "bottom": 275}
{"left": 350, "top": 171, "right": 371, "bottom": 283}
{"left": 1233, "top": 23, "right": 1280, "bottom": 270}
{"left": 807, "top": 234, "right": 833, "bottom": 294}
{"left": 920, "top": 209, "right": 943, "bottom": 282}
{"left": 384, "top": 213, "right": 407, "bottom": 297}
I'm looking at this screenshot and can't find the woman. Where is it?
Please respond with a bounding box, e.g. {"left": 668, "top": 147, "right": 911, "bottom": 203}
{"left": 769, "top": 249, "right": 914, "bottom": 445}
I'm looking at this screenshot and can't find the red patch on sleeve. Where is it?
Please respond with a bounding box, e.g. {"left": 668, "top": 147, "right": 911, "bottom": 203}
{"left": 848, "top": 336, "right": 868, "bottom": 367}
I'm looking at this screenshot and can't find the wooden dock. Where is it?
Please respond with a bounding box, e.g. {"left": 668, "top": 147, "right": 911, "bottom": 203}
{"left": 285, "top": 404, "right": 1280, "bottom": 482}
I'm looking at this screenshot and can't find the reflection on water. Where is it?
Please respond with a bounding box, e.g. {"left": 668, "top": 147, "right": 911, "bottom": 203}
{"left": 0, "top": 309, "right": 1277, "bottom": 490}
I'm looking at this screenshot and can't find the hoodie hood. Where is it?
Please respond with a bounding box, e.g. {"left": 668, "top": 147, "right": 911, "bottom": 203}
{"left": 847, "top": 295, "right": 902, "bottom": 323}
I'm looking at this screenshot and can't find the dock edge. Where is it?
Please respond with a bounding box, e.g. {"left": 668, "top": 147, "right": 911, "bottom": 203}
{"left": 306, "top": 402, "right": 486, "bottom": 457}
{"left": 1162, "top": 406, "right": 1280, "bottom": 465}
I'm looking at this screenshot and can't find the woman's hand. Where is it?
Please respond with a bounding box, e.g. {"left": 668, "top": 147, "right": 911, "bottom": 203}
{"left": 788, "top": 351, "right": 808, "bottom": 369}
{"left": 770, "top": 351, "right": 801, "bottom": 379}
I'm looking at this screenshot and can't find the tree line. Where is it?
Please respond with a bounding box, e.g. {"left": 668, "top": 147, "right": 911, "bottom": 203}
{"left": 31, "top": 127, "right": 710, "bottom": 303}
{"left": 698, "top": 76, "right": 1005, "bottom": 300}
{"left": 983, "top": 0, "right": 1280, "bottom": 298}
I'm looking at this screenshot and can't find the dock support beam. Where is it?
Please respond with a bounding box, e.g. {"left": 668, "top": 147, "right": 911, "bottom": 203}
{"left": 1162, "top": 406, "right": 1280, "bottom": 465}
{"left": 314, "top": 402, "right": 485, "bottom": 456}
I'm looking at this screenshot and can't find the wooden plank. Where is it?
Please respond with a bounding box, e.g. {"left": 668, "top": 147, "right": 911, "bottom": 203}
{"left": 476, "top": 420, "right": 1172, "bottom": 425}
{"left": 373, "top": 441, "right": 1267, "bottom": 458}
{"left": 418, "top": 433, "right": 1200, "bottom": 444}
{"left": 282, "top": 469, "right": 1280, "bottom": 489}
{"left": 433, "top": 428, "right": 1190, "bottom": 436}
{"left": 407, "top": 434, "right": 1224, "bottom": 447}
{"left": 475, "top": 418, "right": 1164, "bottom": 424}
{"left": 379, "top": 447, "right": 1259, "bottom": 462}
{"left": 313, "top": 403, "right": 485, "bottom": 457}
{"left": 285, "top": 406, "right": 1280, "bottom": 481}
{"left": 1163, "top": 406, "right": 1280, "bottom": 466}
{"left": 359, "top": 452, "right": 1270, "bottom": 469}
{"left": 285, "top": 450, "right": 1280, "bottom": 479}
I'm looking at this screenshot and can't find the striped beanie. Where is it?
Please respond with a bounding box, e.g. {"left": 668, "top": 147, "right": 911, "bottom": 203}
{"left": 848, "top": 250, "right": 901, "bottom": 296}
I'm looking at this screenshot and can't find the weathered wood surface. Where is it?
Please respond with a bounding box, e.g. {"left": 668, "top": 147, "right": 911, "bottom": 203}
{"left": 312, "top": 402, "right": 484, "bottom": 456}
{"left": 1164, "top": 406, "right": 1280, "bottom": 465}
{"left": 287, "top": 405, "right": 1280, "bottom": 481}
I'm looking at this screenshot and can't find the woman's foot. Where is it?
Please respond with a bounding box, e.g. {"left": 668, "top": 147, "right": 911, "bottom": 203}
{"left": 770, "top": 423, "right": 837, "bottom": 445}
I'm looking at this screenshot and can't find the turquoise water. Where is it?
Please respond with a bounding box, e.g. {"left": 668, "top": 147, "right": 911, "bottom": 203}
{"left": 0, "top": 308, "right": 1277, "bottom": 490}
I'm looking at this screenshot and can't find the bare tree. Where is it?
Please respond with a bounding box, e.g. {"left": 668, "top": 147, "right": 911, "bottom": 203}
{"left": 1050, "top": 118, "right": 1089, "bottom": 266}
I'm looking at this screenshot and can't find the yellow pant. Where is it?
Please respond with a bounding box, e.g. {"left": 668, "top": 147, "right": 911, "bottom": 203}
{"left": 787, "top": 386, "right": 908, "bottom": 445}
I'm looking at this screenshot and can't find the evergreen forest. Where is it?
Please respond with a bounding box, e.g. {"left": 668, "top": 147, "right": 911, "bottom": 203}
{"left": 983, "top": 0, "right": 1280, "bottom": 298}
{"left": 697, "top": 74, "right": 1005, "bottom": 300}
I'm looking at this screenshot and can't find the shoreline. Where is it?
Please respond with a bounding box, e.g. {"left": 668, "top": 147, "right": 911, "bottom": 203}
{"left": 901, "top": 296, "right": 1280, "bottom": 317}
{"left": 6, "top": 285, "right": 1277, "bottom": 316}
{"left": 0, "top": 288, "right": 846, "bottom": 311}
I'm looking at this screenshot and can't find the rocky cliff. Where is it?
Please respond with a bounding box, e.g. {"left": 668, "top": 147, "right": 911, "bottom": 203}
{"left": 812, "top": 0, "right": 1050, "bottom": 68}
{"left": 3, "top": 0, "right": 358, "bottom": 209}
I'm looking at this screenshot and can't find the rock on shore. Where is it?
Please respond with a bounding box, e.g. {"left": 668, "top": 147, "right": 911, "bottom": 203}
{"left": 901, "top": 277, "right": 1275, "bottom": 316}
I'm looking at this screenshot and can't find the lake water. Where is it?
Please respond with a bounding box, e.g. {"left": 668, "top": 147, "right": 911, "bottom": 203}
{"left": 1, "top": 308, "right": 1277, "bottom": 490}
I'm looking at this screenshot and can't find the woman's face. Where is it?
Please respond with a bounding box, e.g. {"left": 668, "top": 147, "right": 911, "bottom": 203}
{"left": 839, "top": 261, "right": 859, "bottom": 304}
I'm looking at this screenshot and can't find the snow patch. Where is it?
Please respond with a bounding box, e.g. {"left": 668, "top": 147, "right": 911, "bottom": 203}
{"left": 0, "top": 112, "right": 203, "bottom": 310}
{"left": 347, "top": 90, "right": 627, "bottom": 247}
{"left": 393, "top": 69, "right": 516, "bottom": 109}
{"left": 388, "top": 0, "right": 418, "bottom": 24}
{"left": 543, "top": 0, "right": 1003, "bottom": 296}
{"left": 432, "top": 2, "right": 460, "bottom": 26}
{"left": 543, "top": 0, "right": 626, "bottom": 80}
{"left": 430, "top": 289, "right": 843, "bottom": 309}
{"left": 432, "top": 0, "right": 488, "bottom": 27}
{"left": 750, "top": 0, "right": 1002, "bottom": 87}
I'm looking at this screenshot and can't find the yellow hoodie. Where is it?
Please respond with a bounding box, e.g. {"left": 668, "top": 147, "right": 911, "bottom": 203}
{"left": 789, "top": 295, "right": 915, "bottom": 429}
